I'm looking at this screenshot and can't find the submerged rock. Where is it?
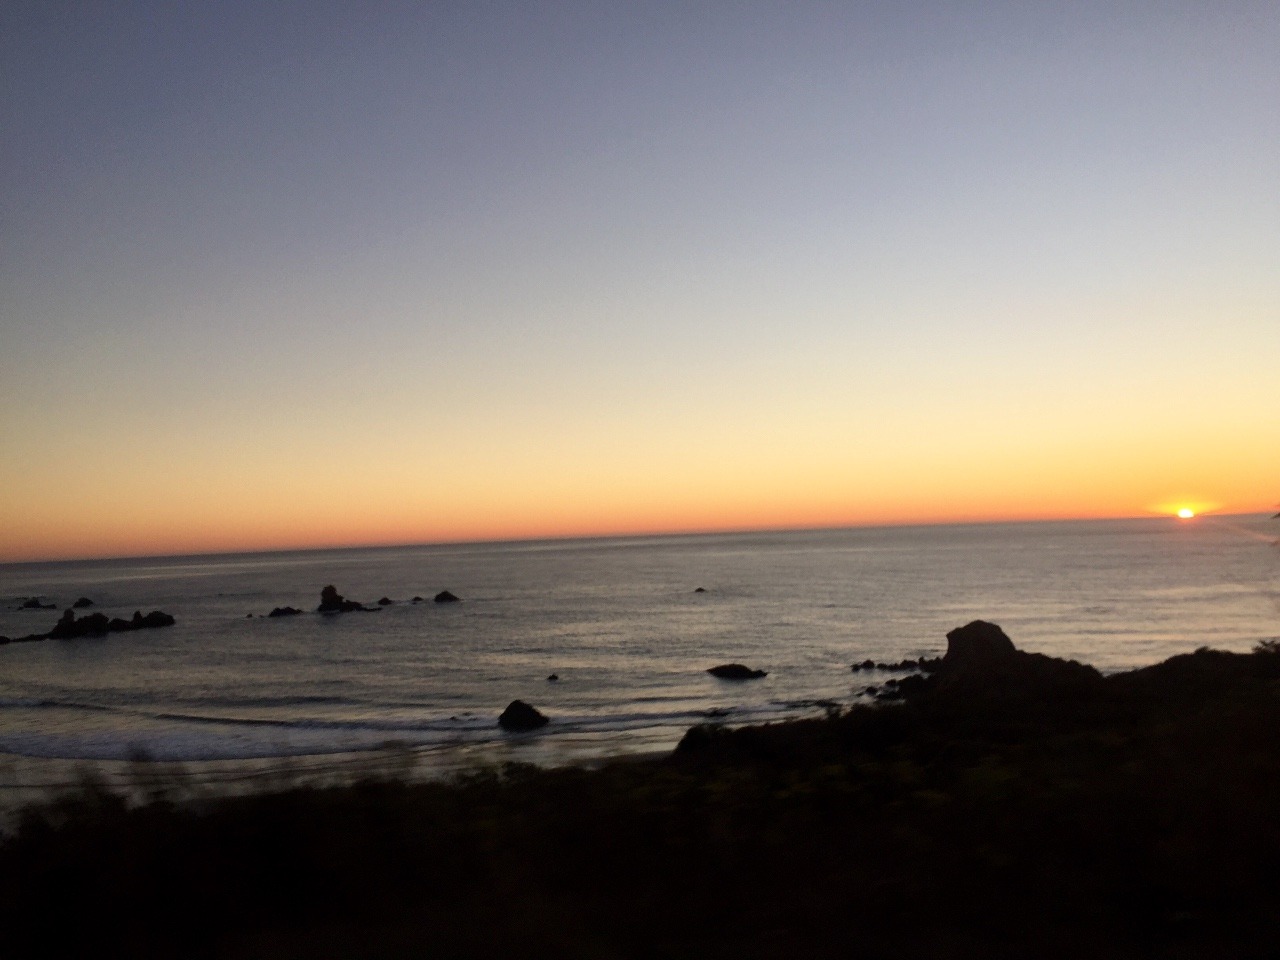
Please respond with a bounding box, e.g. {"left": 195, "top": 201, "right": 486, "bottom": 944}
{"left": 708, "top": 663, "right": 768, "bottom": 680}
{"left": 433, "top": 590, "right": 460, "bottom": 604}
{"left": 317, "top": 585, "right": 368, "bottom": 613}
{"left": 852, "top": 657, "right": 921, "bottom": 673}
{"left": 267, "top": 606, "right": 303, "bottom": 618}
{"left": 377, "top": 597, "right": 394, "bottom": 606}
{"left": 694, "top": 587, "right": 707, "bottom": 593}
{"left": 498, "top": 700, "right": 549, "bottom": 731}
{"left": 546, "top": 674, "right": 559, "bottom": 682}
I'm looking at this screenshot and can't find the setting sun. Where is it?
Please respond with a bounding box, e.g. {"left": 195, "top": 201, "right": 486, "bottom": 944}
{"left": 1177, "top": 508, "right": 1195, "bottom": 519}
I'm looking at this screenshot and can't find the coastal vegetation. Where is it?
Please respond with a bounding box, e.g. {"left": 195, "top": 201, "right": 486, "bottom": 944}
{"left": 2, "top": 624, "right": 1278, "bottom": 958}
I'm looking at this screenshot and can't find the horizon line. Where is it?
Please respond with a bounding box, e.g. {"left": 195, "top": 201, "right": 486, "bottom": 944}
{"left": 3, "top": 509, "right": 1270, "bottom": 568}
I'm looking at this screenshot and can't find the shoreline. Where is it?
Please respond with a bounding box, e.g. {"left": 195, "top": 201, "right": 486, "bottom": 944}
{"left": 3, "top": 622, "right": 1279, "bottom": 957}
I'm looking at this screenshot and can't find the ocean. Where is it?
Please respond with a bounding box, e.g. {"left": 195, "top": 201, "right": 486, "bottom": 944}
{"left": 1, "top": 516, "right": 1277, "bottom": 791}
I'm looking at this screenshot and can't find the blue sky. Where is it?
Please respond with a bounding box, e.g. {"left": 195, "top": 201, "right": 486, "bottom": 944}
{"left": 2, "top": 1, "right": 1277, "bottom": 560}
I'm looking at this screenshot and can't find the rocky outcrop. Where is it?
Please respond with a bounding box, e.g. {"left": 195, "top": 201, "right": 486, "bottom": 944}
{"left": 317, "top": 585, "right": 369, "bottom": 613}
{"left": 433, "top": 590, "right": 461, "bottom": 604}
{"left": 498, "top": 700, "right": 549, "bottom": 731}
{"left": 267, "top": 606, "right": 303, "bottom": 618}
{"left": 49, "top": 611, "right": 111, "bottom": 638}
{"left": 18, "top": 597, "right": 55, "bottom": 610}
{"left": 106, "top": 610, "right": 177, "bottom": 632}
{"left": 72, "top": 597, "right": 94, "bottom": 608}
{"left": 39, "top": 609, "right": 175, "bottom": 640}
{"left": 707, "top": 664, "right": 767, "bottom": 680}
{"left": 944, "top": 620, "right": 1017, "bottom": 665}
{"left": 377, "top": 597, "right": 394, "bottom": 606}
{"left": 880, "top": 620, "right": 1102, "bottom": 705}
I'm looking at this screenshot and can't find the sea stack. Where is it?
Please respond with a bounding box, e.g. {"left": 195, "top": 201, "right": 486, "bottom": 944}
{"left": 498, "top": 700, "right": 549, "bottom": 731}
{"left": 317, "top": 585, "right": 367, "bottom": 613}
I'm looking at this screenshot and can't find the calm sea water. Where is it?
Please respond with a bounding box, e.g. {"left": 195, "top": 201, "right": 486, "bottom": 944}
{"left": 1, "top": 517, "right": 1277, "bottom": 770}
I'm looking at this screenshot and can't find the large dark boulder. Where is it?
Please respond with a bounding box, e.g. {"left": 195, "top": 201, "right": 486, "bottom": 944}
{"left": 433, "top": 590, "right": 461, "bottom": 604}
{"left": 499, "top": 700, "right": 549, "bottom": 731}
{"left": 708, "top": 664, "right": 767, "bottom": 680}
{"left": 944, "top": 620, "right": 1017, "bottom": 667}
{"left": 317, "top": 585, "right": 367, "bottom": 613}
{"left": 71, "top": 597, "right": 94, "bottom": 608}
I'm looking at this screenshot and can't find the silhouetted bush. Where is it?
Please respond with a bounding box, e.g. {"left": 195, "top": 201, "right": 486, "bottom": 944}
{"left": 3, "top": 643, "right": 1280, "bottom": 958}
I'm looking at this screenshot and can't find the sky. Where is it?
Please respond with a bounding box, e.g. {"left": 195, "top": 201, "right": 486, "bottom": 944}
{"left": 2, "top": 1, "right": 1277, "bottom": 562}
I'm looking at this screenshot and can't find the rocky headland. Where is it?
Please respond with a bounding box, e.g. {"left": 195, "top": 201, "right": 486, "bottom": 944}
{"left": 2, "top": 621, "right": 1279, "bottom": 958}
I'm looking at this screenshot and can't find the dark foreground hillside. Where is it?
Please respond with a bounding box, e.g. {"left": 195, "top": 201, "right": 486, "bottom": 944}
{"left": 3, "top": 622, "right": 1279, "bottom": 959}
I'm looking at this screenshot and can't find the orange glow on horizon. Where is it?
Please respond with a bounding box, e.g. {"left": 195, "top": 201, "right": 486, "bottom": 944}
{"left": 3, "top": 490, "right": 1274, "bottom": 564}
{"left": 2, "top": 412, "right": 1274, "bottom": 563}
{"left": 1151, "top": 498, "right": 1222, "bottom": 519}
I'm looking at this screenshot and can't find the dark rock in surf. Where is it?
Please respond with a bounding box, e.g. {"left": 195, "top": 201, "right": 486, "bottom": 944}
{"left": 105, "top": 610, "right": 176, "bottom": 633}
{"left": 317, "top": 585, "right": 367, "bottom": 613}
{"left": 48, "top": 610, "right": 111, "bottom": 639}
{"left": 694, "top": 587, "right": 707, "bottom": 593}
{"left": 546, "top": 674, "right": 559, "bottom": 682}
{"left": 498, "top": 700, "right": 549, "bottom": 731}
{"left": 268, "top": 606, "right": 303, "bottom": 618}
{"left": 433, "top": 590, "right": 460, "bottom": 604}
{"left": 72, "top": 597, "right": 94, "bottom": 608}
{"left": 377, "top": 597, "right": 393, "bottom": 606}
{"left": 708, "top": 664, "right": 767, "bottom": 680}
{"left": 411, "top": 596, "right": 424, "bottom": 603}
{"left": 18, "top": 597, "right": 55, "bottom": 610}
